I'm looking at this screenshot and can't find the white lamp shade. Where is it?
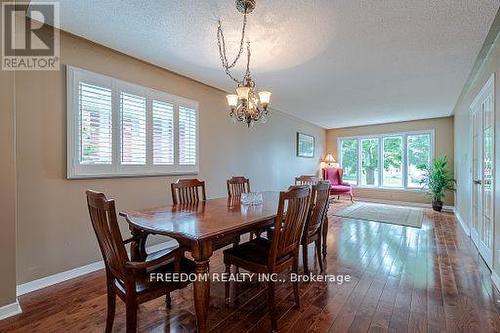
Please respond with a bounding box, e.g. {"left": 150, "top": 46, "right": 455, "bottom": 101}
{"left": 226, "top": 94, "right": 238, "bottom": 107}
{"left": 324, "top": 153, "right": 336, "bottom": 163}
{"left": 236, "top": 86, "right": 250, "bottom": 100}
{"left": 258, "top": 91, "right": 271, "bottom": 105}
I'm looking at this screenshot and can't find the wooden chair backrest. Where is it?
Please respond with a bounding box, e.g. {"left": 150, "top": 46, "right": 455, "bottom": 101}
{"left": 295, "top": 175, "right": 319, "bottom": 186}
{"left": 304, "top": 181, "right": 331, "bottom": 238}
{"left": 269, "top": 185, "right": 311, "bottom": 267}
{"left": 86, "top": 190, "right": 128, "bottom": 281}
{"left": 171, "top": 179, "right": 206, "bottom": 205}
{"left": 227, "top": 176, "right": 251, "bottom": 197}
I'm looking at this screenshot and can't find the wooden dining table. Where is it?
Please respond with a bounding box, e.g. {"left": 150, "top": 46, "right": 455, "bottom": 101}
{"left": 119, "top": 191, "right": 281, "bottom": 333}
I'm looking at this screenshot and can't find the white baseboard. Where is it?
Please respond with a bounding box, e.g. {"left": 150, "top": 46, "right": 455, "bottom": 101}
{"left": 455, "top": 211, "right": 470, "bottom": 236}
{"left": 16, "top": 261, "right": 105, "bottom": 296}
{"left": 492, "top": 271, "right": 500, "bottom": 293}
{"left": 355, "top": 197, "right": 455, "bottom": 213}
{"left": 16, "top": 240, "right": 177, "bottom": 296}
{"left": 0, "top": 300, "right": 22, "bottom": 321}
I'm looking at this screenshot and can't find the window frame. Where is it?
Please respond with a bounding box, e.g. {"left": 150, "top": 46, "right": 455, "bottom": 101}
{"left": 337, "top": 129, "right": 434, "bottom": 191}
{"left": 67, "top": 65, "right": 199, "bottom": 179}
{"left": 382, "top": 135, "right": 404, "bottom": 188}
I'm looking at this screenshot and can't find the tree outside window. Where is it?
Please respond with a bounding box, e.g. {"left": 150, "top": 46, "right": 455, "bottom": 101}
{"left": 340, "top": 139, "right": 358, "bottom": 184}
{"left": 361, "top": 138, "right": 379, "bottom": 186}
{"left": 383, "top": 136, "right": 403, "bottom": 187}
{"left": 407, "top": 134, "right": 431, "bottom": 187}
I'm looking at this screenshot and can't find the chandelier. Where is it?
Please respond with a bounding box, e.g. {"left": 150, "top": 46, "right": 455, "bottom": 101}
{"left": 217, "top": 0, "right": 271, "bottom": 127}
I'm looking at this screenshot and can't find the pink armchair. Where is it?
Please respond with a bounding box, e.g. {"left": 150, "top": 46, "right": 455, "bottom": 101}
{"left": 322, "top": 167, "right": 353, "bottom": 201}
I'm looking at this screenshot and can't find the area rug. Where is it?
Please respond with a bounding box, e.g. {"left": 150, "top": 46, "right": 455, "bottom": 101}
{"left": 332, "top": 202, "right": 423, "bottom": 228}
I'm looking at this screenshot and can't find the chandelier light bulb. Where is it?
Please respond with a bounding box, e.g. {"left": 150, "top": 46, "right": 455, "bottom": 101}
{"left": 236, "top": 86, "right": 250, "bottom": 100}
{"left": 226, "top": 94, "right": 238, "bottom": 107}
{"left": 258, "top": 91, "right": 271, "bottom": 106}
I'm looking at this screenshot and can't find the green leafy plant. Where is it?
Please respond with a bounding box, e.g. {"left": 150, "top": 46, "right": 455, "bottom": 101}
{"left": 418, "top": 156, "right": 455, "bottom": 202}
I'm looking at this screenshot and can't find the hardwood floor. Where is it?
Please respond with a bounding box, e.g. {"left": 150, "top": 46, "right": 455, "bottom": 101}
{"left": 2, "top": 202, "right": 500, "bottom": 332}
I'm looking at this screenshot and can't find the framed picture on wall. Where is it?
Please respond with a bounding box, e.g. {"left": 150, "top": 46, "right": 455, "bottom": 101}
{"left": 296, "top": 132, "right": 315, "bottom": 158}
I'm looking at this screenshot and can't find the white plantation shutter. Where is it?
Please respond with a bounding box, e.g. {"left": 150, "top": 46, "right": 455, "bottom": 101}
{"left": 179, "top": 106, "right": 197, "bottom": 166}
{"left": 79, "top": 82, "right": 113, "bottom": 164}
{"left": 67, "top": 66, "right": 199, "bottom": 178}
{"left": 152, "top": 100, "right": 174, "bottom": 165}
{"left": 120, "top": 92, "right": 146, "bottom": 165}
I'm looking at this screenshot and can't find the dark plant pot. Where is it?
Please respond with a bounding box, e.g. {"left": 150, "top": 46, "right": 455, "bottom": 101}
{"left": 432, "top": 200, "right": 443, "bottom": 212}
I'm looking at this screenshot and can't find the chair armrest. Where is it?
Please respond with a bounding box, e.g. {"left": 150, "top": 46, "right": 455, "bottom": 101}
{"left": 340, "top": 182, "right": 351, "bottom": 186}
{"left": 125, "top": 246, "right": 185, "bottom": 271}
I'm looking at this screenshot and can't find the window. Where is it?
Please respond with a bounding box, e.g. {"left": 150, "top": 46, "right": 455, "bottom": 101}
{"left": 338, "top": 131, "right": 433, "bottom": 189}
{"left": 406, "top": 134, "right": 431, "bottom": 188}
{"left": 152, "top": 100, "right": 174, "bottom": 165}
{"left": 120, "top": 92, "right": 147, "bottom": 165}
{"left": 179, "top": 106, "right": 197, "bottom": 166}
{"left": 382, "top": 136, "right": 403, "bottom": 187}
{"left": 360, "top": 138, "right": 379, "bottom": 186}
{"left": 79, "top": 82, "right": 113, "bottom": 165}
{"left": 67, "top": 66, "right": 199, "bottom": 178}
{"left": 340, "top": 139, "right": 358, "bottom": 184}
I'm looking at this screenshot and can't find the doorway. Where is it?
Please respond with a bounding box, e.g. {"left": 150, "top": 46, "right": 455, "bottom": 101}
{"left": 470, "top": 74, "right": 495, "bottom": 269}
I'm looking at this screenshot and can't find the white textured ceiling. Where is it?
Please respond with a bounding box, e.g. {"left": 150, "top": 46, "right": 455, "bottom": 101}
{"left": 40, "top": 0, "right": 499, "bottom": 128}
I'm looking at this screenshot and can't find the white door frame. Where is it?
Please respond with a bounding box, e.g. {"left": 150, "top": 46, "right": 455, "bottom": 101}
{"left": 470, "top": 105, "right": 481, "bottom": 247}
{"left": 469, "top": 73, "right": 495, "bottom": 269}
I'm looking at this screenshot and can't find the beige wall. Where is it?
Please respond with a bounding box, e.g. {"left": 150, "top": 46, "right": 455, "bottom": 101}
{"left": 13, "top": 31, "right": 325, "bottom": 284}
{"left": 325, "top": 117, "right": 454, "bottom": 205}
{"left": 0, "top": 70, "right": 17, "bottom": 307}
{"left": 453, "top": 34, "right": 500, "bottom": 274}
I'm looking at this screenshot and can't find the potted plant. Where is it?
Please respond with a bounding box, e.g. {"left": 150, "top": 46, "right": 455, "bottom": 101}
{"left": 418, "top": 156, "right": 456, "bottom": 212}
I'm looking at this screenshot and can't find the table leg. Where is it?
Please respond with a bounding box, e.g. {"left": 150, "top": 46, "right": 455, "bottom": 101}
{"left": 192, "top": 241, "right": 213, "bottom": 333}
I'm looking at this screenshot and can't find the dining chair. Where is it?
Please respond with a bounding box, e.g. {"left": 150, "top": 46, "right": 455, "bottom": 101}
{"left": 227, "top": 176, "right": 251, "bottom": 197}
{"left": 172, "top": 178, "right": 239, "bottom": 250}
{"left": 171, "top": 178, "right": 206, "bottom": 205}
{"left": 301, "top": 180, "right": 331, "bottom": 274}
{"left": 295, "top": 175, "right": 320, "bottom": 186}
{"left": 227, "top": 176, "right": 261, "bottom": 240}
{"left": 86, "top": 190, "right": 195, "bottom": 333}
{"left": 223, "top": 185, "right": 311, "bottom": 332}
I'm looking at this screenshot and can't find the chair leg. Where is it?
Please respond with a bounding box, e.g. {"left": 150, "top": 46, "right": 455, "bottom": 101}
{"left": 232, "top": 238, "right": 240, "bottom": 275}
{"left": 165, "top": 292, "right": 172, "bottom": 309}
{"left": 267, "top": 281, "right": 278, "bottom": 333}
{"left": 292, "top": 257, "right": 300, "bottom": 309}
{"left": 224, "top": 263, "right": 231, "bottom": 306}
{"left": 125, "top": 298, "right": 138, "bottom": 333}
{"left": 315, "top": 239, "right": 324, "bottom": 272}
{"left": 302, "top": 243, "right": 309, "bottom": 275}
{"left": 322, "top": 218, "right": 328, "bottom": 258}
{"left": 105, "top": 286, "right": 116, "bottom": 333}
{"left": 350, "top": 194, "right": 353, "bottom": 202}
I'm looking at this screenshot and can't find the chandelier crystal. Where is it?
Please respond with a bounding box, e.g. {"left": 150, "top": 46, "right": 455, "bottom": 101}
{"left": 217, "top": 0, "right": 271, "bottom": 127}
